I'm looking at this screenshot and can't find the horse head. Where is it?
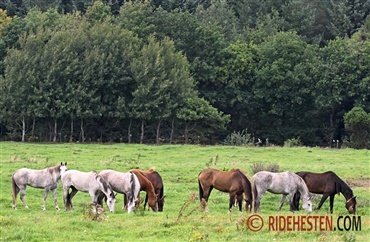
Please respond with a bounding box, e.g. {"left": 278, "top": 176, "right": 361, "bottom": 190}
{"left": 302, "top": 196, "right": 312, "bottom": 212}
{"left": 158, "top": 195, "right": 165, "bottom": 211}
{"left": 346, "top": 196, "right": 357, "bottom": 214}
{"left": 106, "top": 192, "right": 116, "bottom": 213}
{"left": 148, "top": 194, "right": 158, "bottom": 212}
{"left": 60, "top": 162, "right": 67, "bottom": 176}
{"left": 244, "top": 198, "right": 253, "bottom": 213}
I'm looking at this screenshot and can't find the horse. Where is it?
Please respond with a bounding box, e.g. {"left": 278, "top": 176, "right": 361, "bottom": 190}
{"left": 135, "top": 169, "right": 165, "bottom": 211}
{"left": 12, "top": 162, "right": 67, "bottom": 210}
{"left": 291, "top": 171, "right": 357, "bottom": 214}
{"left": 62, "top": 170, "right": 116, "bottom": 213}
{"left": 198, "top": 168, "right": 253, "bottom": 213}
{"left": 98, "top": 170, "right": 140, "bottom": 213}
{"left": 127, "top": 169, "right": 158, "bottom": 211}
{"left": 252, "top": 170, "right": 312, "bottom": 213}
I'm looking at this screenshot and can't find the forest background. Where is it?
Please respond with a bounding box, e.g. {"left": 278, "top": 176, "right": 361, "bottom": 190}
{"left": 0, "top": 0, "right": 369, "bottom": 148}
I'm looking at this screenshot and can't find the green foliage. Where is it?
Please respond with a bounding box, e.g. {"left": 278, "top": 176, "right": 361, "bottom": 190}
{"left": 223, "top": 129, "right": 252, "bottom": 147}
{"left": 283, "top": 137, "right": 302, "bottom": 147}
{"left": 344, "top": 107, "right": 370, "bottom": 149}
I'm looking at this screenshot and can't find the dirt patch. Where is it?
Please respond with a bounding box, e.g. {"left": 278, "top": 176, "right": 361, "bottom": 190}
{"left": 346, "top": 179, "right": 370, "bottom": 189}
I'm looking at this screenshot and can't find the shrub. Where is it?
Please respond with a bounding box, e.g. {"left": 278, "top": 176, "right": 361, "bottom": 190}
{"left": 223, "top": 129, "right": 253, "bottom": 146}
{"left": 283, "top": 137, "right": 302, "bottom": 147}
{"left": 251, "top": 162, "right": 280, "bottom": 174}
{"left": 344, "top": 107, "right": 370, "bottom": 149}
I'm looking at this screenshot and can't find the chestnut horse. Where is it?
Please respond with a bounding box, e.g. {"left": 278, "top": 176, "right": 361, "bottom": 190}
{"left": 125, "top": 169, "right": 158, "bottom": 212}
{"left": 291, "top": 171, "right": 357, "bottom": 214}
{"left": 138, "top": 169, "right": 165, "bottom": 211}
{"left": 198, "top": 168, "right": 253, "bottom": 213}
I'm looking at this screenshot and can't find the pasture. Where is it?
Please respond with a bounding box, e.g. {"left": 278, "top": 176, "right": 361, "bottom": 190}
{"left": 0, "top": 143, "right": 369, "bottom": 241}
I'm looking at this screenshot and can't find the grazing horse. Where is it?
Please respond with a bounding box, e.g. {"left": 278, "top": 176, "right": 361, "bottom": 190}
{"left": 62, "top": 170, "right": 116, "bottom": 213}
{"left": 198, "top": 168, "right": 253, "bottom": 213}
{"left": 127, "top": 169, "right": 158, "bottom": 211}
{"left": 291, "top": 171, "right": 357, "bottom": 214}
{"left": 252, "top": 171, "right": 312, "bottom": 213}
{"left": 12, "top": 162, "right": 67, "bottom": 210}
{"left": 135, "top": 169, "right": 165, "bottom": 211}
{"left": 98, "top": 170, "right": 140, "bottom": 213}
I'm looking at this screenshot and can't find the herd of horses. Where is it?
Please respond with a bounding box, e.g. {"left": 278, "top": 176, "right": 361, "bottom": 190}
{"left": 11, "top": 163, "right": 165, "bottom": 213}
{"left": 11, "top": 163, "right": 357, "bottom": 215}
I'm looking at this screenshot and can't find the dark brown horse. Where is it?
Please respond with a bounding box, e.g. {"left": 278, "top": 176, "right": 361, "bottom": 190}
{"left": 138, "top": 169, "right": 165, "bottom": 212}
{"left": 127, "top": 169, "right": 158, "bottom": 212}
{"left": 292, "top": 171, "right": 357, "bottom": 214}
{"left": 198, "top": 168, "right": 253, "bottom": 213}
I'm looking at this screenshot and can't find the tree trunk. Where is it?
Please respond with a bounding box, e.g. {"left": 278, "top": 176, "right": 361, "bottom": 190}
{"left": 184, "top": 122, "right": 188, "bottom": 144}
{"left": 170, "top": 118, "right": 174, "bottom": 144}
{"left": 156, "top": 119, "right": 161, "bottom": 145}
{"left": 70, "top": 119, "right": 74, "bottom": 142}
{"left": 140, "top": 120, "right": 145, "bottom": 144}
{"left": 81, "top": 119, "right": 85, "bottom": 143}
{"left": 53, "top": 118, "right": 57, "bottom": 142}
{"left": 128, "top": 119, "right": 132, "bottom": 144}
{"left": 21, "top": 116, "right": 26, "bottom": 142}
{"left": 31, "top": 117, "right": 35, "bottom": 138}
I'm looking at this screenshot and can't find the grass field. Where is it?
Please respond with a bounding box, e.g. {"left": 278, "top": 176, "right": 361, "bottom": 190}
{"left": 0, "top": 143, "right": 369, "bottom": 241}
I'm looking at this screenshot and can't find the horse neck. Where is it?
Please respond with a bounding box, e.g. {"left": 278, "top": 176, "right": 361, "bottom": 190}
{"left": 97, "top": 176, "right": 111, "bottom": 196}
{"left": 297, "top": 180, "right": 310, "bottom": 199}
{"left": 337, "top": 179, "right": 353, "bottom": 200}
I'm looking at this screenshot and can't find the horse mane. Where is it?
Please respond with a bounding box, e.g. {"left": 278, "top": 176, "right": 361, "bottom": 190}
{"left": 328, "top": 171, "right": 353, "bottom": 197}
{"left": 47, "top": 164, "right": 62, "bottom": 175}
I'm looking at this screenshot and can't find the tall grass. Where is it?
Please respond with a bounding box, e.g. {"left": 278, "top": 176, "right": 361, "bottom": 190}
{"left": 0, "top": 143, "right": 369, "bottom": 241}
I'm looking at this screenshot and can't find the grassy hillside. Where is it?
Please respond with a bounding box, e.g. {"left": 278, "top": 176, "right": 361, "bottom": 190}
{"left": 0, "top": 143, "right": 369, "bottom": 241}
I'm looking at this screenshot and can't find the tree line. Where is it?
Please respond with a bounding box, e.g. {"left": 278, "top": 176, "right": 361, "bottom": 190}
{"left": 0, "top": 0, "right": 369, "bottom": 148}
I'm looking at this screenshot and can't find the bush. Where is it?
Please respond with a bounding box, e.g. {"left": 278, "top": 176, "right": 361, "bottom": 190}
{"left": 344, "top": 107, "right": 370, "bottom": 149}
{"left": 251, "top": 162, "right": 280, "bottom": 174}
{"left": 223, "top": 129, "right": 253, "bottom": 146}
{"left": 283, "top": 137, "right": 302, "bottom": 147}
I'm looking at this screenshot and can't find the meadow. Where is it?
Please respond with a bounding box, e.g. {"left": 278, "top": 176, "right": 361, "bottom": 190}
{"left": 0, "top": 142, "right": 369, "bottom": 241}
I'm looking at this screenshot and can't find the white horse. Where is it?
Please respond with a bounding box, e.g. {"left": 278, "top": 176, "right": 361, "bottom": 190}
{"left": 62, "top": 170, "right": 116, "bottom": 213}
{"left": 98, "top": 170, "right": 140, "bottom": 213}
{"left": 252, "top": 170, "right": 312, "bottom": 213}
{"left": 12, "top": 162, "right": 67, "bottom": 210}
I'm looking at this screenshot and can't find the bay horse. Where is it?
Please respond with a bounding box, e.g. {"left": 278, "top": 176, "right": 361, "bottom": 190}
{"left": 136, "top": 169, "right": 165, "bottom": 211}
{"left": 198, "top": 168, "right": 253, "bottom": 213}
{"left": 291, "top": 171, "right": 357, "bottom": 214}
{"left": 62, "top": 170, "right": 116, "bottom": 213}
{"left": 98, "top": 170, "right": 140, "bottom": 213}
{"left": 127, "top": 169, "right": 158, "bottom": 211}
{"left": 252, "top": 170, "right": 312, "bottom": 213}
{"left": 12, "top": 162, "right": 67, "bottom": 210}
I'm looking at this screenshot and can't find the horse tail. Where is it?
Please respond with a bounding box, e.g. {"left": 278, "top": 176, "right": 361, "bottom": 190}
{"left": 129, "top": 171, "right": 136, "bottom": 204}
{"left": 252, "top": 178, "right": 258, "bottom": 204}
{"left": 198, "top": 176, "right": 204, "bottom": 202}
{"left": 11, "top": 174, "right": 18, "bottom": 205}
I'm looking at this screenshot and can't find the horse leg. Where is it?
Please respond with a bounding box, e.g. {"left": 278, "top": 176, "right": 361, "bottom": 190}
{"left": 19, "top": 186, "right": 29, "bottom": 209}
{"left": 51, "top": 188, "right": 60, "bottom": 210}
{"left": 68, "top": 187, "right": 78, "bottom": 211}
{"left": 228, "top": 193, "right": 236, "bottom": 213}
{"left": 123, "top": 193, "right": 127, "bottom": 210}
{"left": 42, "top": 188, "right": 49, "bottom": 211}
{"left": 329, "top": 194, "right": 335, "bottom": 214}
{"left": 253, "top": 189, "right": 264, "bottom": 213}
{"left": 316, "top": 194, "right": 329, "bottom": 211}
{"left": 278, "top": 194, "right": 287, "bottom": 212}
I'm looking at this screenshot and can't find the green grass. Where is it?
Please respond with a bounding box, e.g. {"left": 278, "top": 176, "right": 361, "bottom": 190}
{"left": 0, "top": 143, "right": 369, "bottom": 241}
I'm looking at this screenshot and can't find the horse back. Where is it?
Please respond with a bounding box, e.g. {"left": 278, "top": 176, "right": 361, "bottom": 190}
{"left": 296, "top": 171, "right": 343, "bottom": 194}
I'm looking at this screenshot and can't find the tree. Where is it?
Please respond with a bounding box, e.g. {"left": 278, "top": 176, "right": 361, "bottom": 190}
{"left": 253, "top": 31, "right": 317, "bottom": 144}
{"left": 176, "top": 97, "right": 230, "bottom": 144}
{"left": 344, "top": 107, "right": 370, "bottom": 149}
{"left": 130, "top": 35, "right": 196, "bottom": 144}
